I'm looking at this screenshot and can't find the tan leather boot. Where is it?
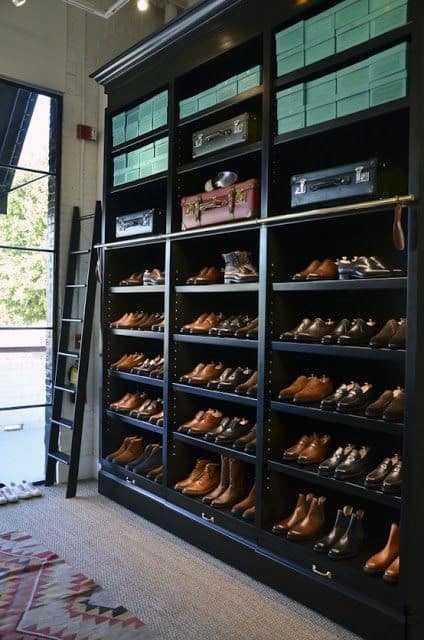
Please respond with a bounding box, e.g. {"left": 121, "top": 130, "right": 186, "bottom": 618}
{"left": 231, "top": 484, "right": 256, "bottom": 516}
{"left": 383, "top": 555, "right": 400, "bottom": 583}
{"left": 106, "top": 436, "right": 137, "bottom": 461}
{"left": 202, "top": 455, "right": 229, "bottom": 504}
{"left": 211, "top": 458, "right": 245, "bottom": 508}
{"left": 272, "top": 493, "right": 313, "bottom": 535}
{"left": 364, "top": 522, "right": 400, "bottom": 574}
{"left": 182, "top": 463, "right": 220, "bottom": 496}
{"left": 174, "top": 458, "right": 209, "bottom": 491}
{"left": 113, "top": 438, "right": 143, "bottom": 464}
{"left": 287, "top": 495, "right": 326, "bottom": 540}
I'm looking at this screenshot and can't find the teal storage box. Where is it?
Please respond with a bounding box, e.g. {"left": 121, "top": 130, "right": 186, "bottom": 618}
{"left": 216, "top": 77, "right": 238, "bottom": 102}
{"left": 179, "top": 97, "right": 198, "bottom": 119}
{"left": 278, "top": 111, "right": 305, "bottom": 134}
{"left": 238, "top": 66, "right": 262, "bottom": 93}
{"left": 112, "top": 126, "right": 126, "bottom": 147}
{"left": 113, "top": 169, "right": 126, "bottom": 186}
{"left": 370, "top": 1, "right": 408, "bottom": 38}
{"left": 153, "top": 108, "right": 167, "bottom": 129}
{"left": 305, "top": 38, "right": 336, "bottom": 65}
{"left": 306, "top": 102, "right": 337, "bottom": 126}
{"left": 277, "top": 84, "right": 305, "bottom": 117}
{"left": 306, "top": 73, "right": 336, "bottom": 107}
{"left": 113, "top": 154, "right": 126, "bottom": 172}
{"left": 151, "top": 156, "right": 168, "bottom": 174}
{"left": 125, "top": 107, "right": 139, "bottom": 141}
{"left": 140, "top": 162, "right": 153, "bottom": 179}
{"left": 126, "top": 149, "right": 140, "bottom": 170}
{"left": 337, "top": 91, "right": 370, "bottom": 116}
{"left": 198, "top": 88, "right": 217, "bottom": 111}
{"left": 125, "top": 168, "right": 140, "bottom": 183}
{"left": 305, "top": 8, "right": 335, "bottom": 46}
{"left": 154, "top": 137, "right": 168, "bottom": 159}
{"left": 139, "top": 143, "right": 154, "bottom": 164}
{"left": 335, "top": 0, "right": 369, "bottom": 29}
{"left": 277, "top": 46, "right": 305, "bottom": 76}
{"left": 369, "top": 0, "right": 405, "bottom": 11}
{"left": 153, "top": 91, "right": 168, "bottom": 111}
{"left": 369, "top": 43, "right": 407, "bottom": 81}
{"left": 139, "top": 114, "right": 153, "bottom": 136}
{"left": 275, "top": 21, "right": 304, "bottom": 54}
{"left": 337, "top": 58, "right": 370, "bottom": 98}
{"left": 336, "top": 14, "right": 370, "bottom": 51}
{"left": 370, "top": 70, "right": 407, "bottom": 105}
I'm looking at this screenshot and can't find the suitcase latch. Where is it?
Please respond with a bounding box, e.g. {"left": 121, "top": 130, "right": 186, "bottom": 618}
{"left": 294, "top": 179, "right": 306, "bottom": 195}
{"left": 355, "top": 166, "right": 370, "bottom": 184}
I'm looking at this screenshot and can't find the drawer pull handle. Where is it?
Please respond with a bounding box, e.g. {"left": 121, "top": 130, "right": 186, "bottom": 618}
{"left": 125, "top": 476, "right": 135, "bottom": 485}
{"left": 201, "top": 512, "right": 215, "bottom": 524}
{"left": 312, "top": 564, "right": 333, "bottom": 580}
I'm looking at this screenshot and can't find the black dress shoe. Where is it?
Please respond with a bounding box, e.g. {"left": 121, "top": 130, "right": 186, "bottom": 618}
{"left": 336, "top": 383, "right": 374, "bottom": 413}
{"left": 328, "top": 509, "right": 365, "bottom": 560}
{"left": 314, "top": 505, "right": 353, "bottom": 553}
{"left": 320, "top": 382, "right": 354, "bottom": 410}
{"left": 233, "top": 426, "right": 256, "bottom": 450}
{"left": 382, "top": 459, "right": 402, "bottom": 494}
{"left": 334, "top": 446, "right": 372, "bottom": 480}
{"left": 279, "top": 318, "right": 311, "bottom": 341}
{"left": 215, "top": 418, "right": 251, "bottom": 444}
{"left": 217, "top": 367, "right": 253, "bottom": 392}
{"left": 321, "top": 319, "right": 351, "bottom": 344}
{"left": 318, "top": 444, "right": 354, "bottom": 476}
{"left": 217, "top": 315, "right": 250, "bottom": 337}
{"left": 337, "top": 319, "right": 378, "bottom": 346}
{"left": 133, "top": 445, "right": 162, "bottom": 475}
{"left": 203, "top": 417, "right": 231, "bottom": 441}
{"left": 209, "top": 316, "right": 235, "bottom": 336}
{"left": 365, "top": 455, "right": 399, "bottom": 488}
{"left": 207, "top": 367, "right": 233, "bottom": 389}
{"left": 244, "top": 438, "right": 256, "bottom": 454}
{"left": 338, "top": 256, "right": 401, "bottom": 279}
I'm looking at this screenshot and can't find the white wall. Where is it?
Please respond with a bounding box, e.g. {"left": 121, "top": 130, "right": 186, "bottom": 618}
{"left": 0, "top": 0, "right": 166, "bottom": 480}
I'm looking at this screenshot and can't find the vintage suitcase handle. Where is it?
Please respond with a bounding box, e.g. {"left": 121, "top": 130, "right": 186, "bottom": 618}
{"left": 310, "top": 176, "right": 352, "bottom": 191}
{"left": 195, "top": 187, "right": 236, "bottom": 219}
{"left": 204, "top": 128, "right": 233, "bottom": 143}
{"left": 393, "top": 203, "right": 406, "bottom": 251}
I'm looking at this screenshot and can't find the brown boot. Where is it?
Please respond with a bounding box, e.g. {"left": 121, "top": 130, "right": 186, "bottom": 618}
{"left": 272, "top": 493, "right": 313, "bottom": 534}
{"left": 211, "top": 458, "right": 245, "bottom": 508}
{"left": 106, "top": 436, "right": 137, "bottom": 461}
{"left": 383, "top": 555, "right": 400, "bottom": 583}
{"left": 113, "top": 438, "right": 143, "bottom": 464}
{"left": 182, "top": 462, "right": 220, "bottom": 496}
{"left": 202, "top": 455, "right": 229, "bottom": 504}
{"left": 174, "top": 458, "right": 209, "bottom": 491}
{"left": 231, "top": 484, "right": 256, "bottom": 516}
{"left": 364, "top": 523, "right": 400, "bottom": 575}
{"left": 287, "top": 495, "right": 326, "bottom": 541}
{"left": 242, "top": 505, "right": 255, "bottom": 521}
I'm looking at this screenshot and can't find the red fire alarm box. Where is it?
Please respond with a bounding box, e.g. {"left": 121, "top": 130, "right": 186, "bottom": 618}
{"left": 76, "top": 124, "right": 97, "bottom": 141}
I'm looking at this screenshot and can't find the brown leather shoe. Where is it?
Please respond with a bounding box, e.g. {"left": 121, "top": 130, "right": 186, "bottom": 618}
{"left": 106, "top": 436, "right": 138, "bottom": 461}
{"left": 389, "top": 318, "right": 406, "bottom": 349}
{"left": 306, "top": 259, "right": 338, "bottom": 281}
{"left": 146, "top": 465, "right": 164, "bottom": 480}
{"left": 202, "top": 455, "right": 229, "bottom": 503}
{"left": 369, "top": 319, "right": 399, "bottom": 348}
{"left": 364, "top": 523, "right": 400, "bottom": 574}
{"left": 182, "top": 462, "right": 220, "bottom": 496}
{"left": 189, "top": 313, "right": 222, "bottom": 335}
{"left": 180, "top": 363, "right": 206, "bottom": 383}
{"left": 188, "top": 409, "right": 223, "bottom": 435}
{"left": 111, "top": 354, "right": 129, "bottom": 369}
{"left": 383, "top": 555, "right": 400, "bottom": 583}
{"left": 211, "top": 458, "right": 246, "bottom": 508}
{"left": 149, "top": 410, "right": 164, "bottom": 425}
{"left": 178, "top": 410, "right": 206, "bottom": 433}
{"left": 174, "top": 458, "right": 209, "bottom": 490}
{"left": 119, "top": 272, "right": 143, "bottom": 286}
{"left": 181, "top": 313, "right": 209, "bottom": 333}
{"left": 115, "top": 353, "right": 145, "bottom": 371}
{"left": 188, "top": 266, "right": 223, "bottom": 285}
{"left": 283, "top": 434, "right": 318, "bottom": 461}
{"left": 293, "top": 375, "right": 333, "bottom": 404}
{"left": 278, "top": 375, "right": 310, "bottom": 400}
{"left": 295, "top": 318, "right": 335, "bottom": 343}
{"left": 113, "top": 437, "right": 143, "bottom": 464}
{"left": 231, "top": 484, "right": 255, "bottom": 517}
{"left": 272, "top": 493, "right": 313, "bottom": 534}
{"left": 110, "top": 312, "right": 131, "bottom": 328}
{"left": 383, "top": 387, "right": 405, "bottom": 422}
{"left": 287, "top": 495, "right": 326, "bottom": 541}
{"left": 119, "top": 393, "right": 149, "bottom": 414}
{"left": 188, "top": 362, "right": 225, "bottom": 386}
{"left": 292, "top": 260, "right": 322, "bottom": 281}
{"left": 297, "top": 434, "right": 333, "bottom": 465}
{"left": 109, "top": 392, "right": 132, "bottom": 409}
{"left": 235, "top": 371, "right": 258, "bottom": 395}
{"left": 143, "top": 268, "right": 165, "bottom": 285}
{"left": 365, "top": 389, "right": 394, "bottom": 418}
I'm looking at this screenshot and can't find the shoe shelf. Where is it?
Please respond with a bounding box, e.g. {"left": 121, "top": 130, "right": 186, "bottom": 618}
{"left": 109, "top": 328, "right": 164, "bottom": 340}
{"left": 106, "top": 409, "right": 164, "bottom": 435}
{"left": 108, "top": 368, "right": 164, "bottom": 388}
{"left": 101, "top": 458, "right": 165, "bottom": 497}
{"left": 272, "top": 278, "right": 407, "bottom": 293}
{"left": 173, "top": 382, "right": 258, "bottom": 406}
{"left": 268, "top": 460, "right": 401, "bottom": 510}
{"left": 175, "top": 283, "right": 259, "bottom": 293}
{"left": 174, "top": 334, "right": 258, "bottom": 350}
{"left": 177, "top": 140, "right": 262, "bottom": 175}
{"left": 109, "top": 170, "right": 167, "bottom": 195}
{"left": 178, "top": 85, "right": 263, "bottom": 128}
{"left": 270, "top": 401, "right": 403, "bottom": 437}
{"left": 271, "top": 341, "right": 406, "bottom": 362}
{"left": 274, "top": 98, "right": 409, "bottom": 147}
{"left": 109, "top": 285, "right": 165, "bottom": 294}
{"left": 173, "top": 431, "right": 256, "bottom": 464}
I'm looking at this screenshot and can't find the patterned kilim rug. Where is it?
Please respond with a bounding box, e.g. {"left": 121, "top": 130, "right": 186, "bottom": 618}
{"left": 0, "top": 531, "right": 156, "bottom": 640}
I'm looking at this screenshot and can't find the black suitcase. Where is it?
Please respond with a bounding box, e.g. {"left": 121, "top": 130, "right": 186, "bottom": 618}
{"left": 291, "top": 159, "right": 407, "bottom": 208}
{"left": 115, "top": 209, "right": 165, "bottom": 239}
{"left": 192, "top": 112, "right": 260, "bottom": 158}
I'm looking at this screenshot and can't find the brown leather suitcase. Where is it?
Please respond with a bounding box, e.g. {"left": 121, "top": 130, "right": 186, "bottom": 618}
{"left": 181, "top": 179, "right": 260, "bottom": 230}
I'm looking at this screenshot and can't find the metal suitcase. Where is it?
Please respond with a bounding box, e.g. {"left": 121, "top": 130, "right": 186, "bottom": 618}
{"left": 192, "top": 112, "right": 260, "bottom": 158}
{"left": 291, "top": 159, "right": 407, "bottom": 208}
{"left": 115, "top": 209, "right": 165, "bottom": 239}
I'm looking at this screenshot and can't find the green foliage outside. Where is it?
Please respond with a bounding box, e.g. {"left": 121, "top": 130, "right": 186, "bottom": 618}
{"left": 0, "top": 174, "right": 50, "bottom": 326}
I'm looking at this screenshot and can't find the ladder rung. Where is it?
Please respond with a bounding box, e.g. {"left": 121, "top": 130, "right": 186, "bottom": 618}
{"left": 48, "top": 451, "right": 70, "bottom": 465}
{"left": 65, "top": 284, "right": 86, "bottom": 289}
{"left": 79, "top": 214, "right": 95, "bottom": 221}
{"left": 54, "top": 384, "right": 76, "bottom": 394}
{"left": 51, "top": 418, "right": 73, "bottom": 429}
{"left": 58, "top": 351, "right": 79, "bottom": 358}
{"left": 62, "top": 318, "right": 82, "bottom": 323}
{"left": 70, "top": 249, "right": 91, "bottom": 255}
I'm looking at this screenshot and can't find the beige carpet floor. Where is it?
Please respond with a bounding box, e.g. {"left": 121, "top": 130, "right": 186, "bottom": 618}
{"left": 0, "top": 481, "right": 361, "bottom": 640}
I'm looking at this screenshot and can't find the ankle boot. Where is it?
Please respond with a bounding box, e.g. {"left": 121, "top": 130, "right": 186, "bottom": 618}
{"left": 364, "top": 522, "right": 400, "bottom": 575}
{"left": 222, "top": 251, "right": 258, "bottom": 284}
{"left": 287, "top": 495, "right": 326, "bottom": 541}
{"left": 106, "top": 436, "right": 137, "bottom": 461}
{"left": 113, "top": 438, "right": 143, "bottom": 465}
{"left": 211, "top": 458, "right": 245, "bottom": 508}
{"left": 272, "top": 493, "right": 313, "bottom": 535}
{"left": 202, "top": 455, "right": 229, "bottom": 503}
{"left": 328, "top": 509, "right": 365, "bottom": 559}
{"left": 231, "top": 484, "right": 255, "bottom": 517}
{"left": 314, "top": 505, "right": 353, "bottom": 553}
{"left": 182, "top": 462, "right": 220, "bottom": 496}
{"left": 174, "top": 458, "right": 209, "bottom": 491}
{"left": 383, "top": 555, "right": 400, "bottom": 583}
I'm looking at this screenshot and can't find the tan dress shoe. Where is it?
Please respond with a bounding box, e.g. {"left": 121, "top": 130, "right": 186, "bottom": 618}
{"left": 278, "top": 375, "right": 310, "bottom": 400}
{"left": 283, "top": 434, "right": 318, "bottom": 460}
{"left": 180, "top": 363, "right": 206, "bottom": 382}
{"left": 293, "top": 259, "right": 322, "bottom": 281}
{"left": 106, "top": 436, "right": 138, "bottom": 461}
{"left": 181, "top": 313, "right": 209, "bottom": 333}
{"left": 293, "top": 375, "right": 333, "bottom": 404}
{"left": 111, "top": 354, "right": 129, "bottom": 369}
{"left": 174, "top": 458, "right": 209, "bottom": 490}
{"left": 182, "top": 462, "right": 220, "bottom": 496}
{"left": 109, "top": 392, "right": 132, "bottom": 409}
{"left": 306, "top": 258, "right": 339, "bottom": 281}
{"left": 190, "top": 313, "right": 222, "bottom": 335}
{"left": 272, "top": 493, "right": 314, "bottom": 534}
{"left": 297, "top": 434, "right": 333, "bottom": 465}
{"left": 119, "top": 272, "right": 143, "bottom": 285}
{"left": 188, "top": 363, "right": 225, "bottom": 386}
{"left": 287, "top": 495, "right": 327, "bottom": 540}
{"left": 364, "top": 523, "right": 400, "bottom": 574}
{"left": 178, "top": 410, "right": 206, "bottom": 432}
{"left": 188, "top": 409, "right": 223, "bottom": 435}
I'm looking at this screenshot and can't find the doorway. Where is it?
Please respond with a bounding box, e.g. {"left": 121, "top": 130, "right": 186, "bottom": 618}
{"left": 0, "top": 79, "right": 60, "bottom": 483}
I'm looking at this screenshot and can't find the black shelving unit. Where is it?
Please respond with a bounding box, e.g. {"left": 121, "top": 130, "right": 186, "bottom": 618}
{"left": 92, "top": 1, "right": 424, "bottom": 638}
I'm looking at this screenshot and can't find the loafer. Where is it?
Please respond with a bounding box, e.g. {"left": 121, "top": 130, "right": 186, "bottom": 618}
{"left": 334, "top": 446, "right": 372, "bottom": 480}
{"left": 336, "top": 383, "right": 374, "bottom": 413}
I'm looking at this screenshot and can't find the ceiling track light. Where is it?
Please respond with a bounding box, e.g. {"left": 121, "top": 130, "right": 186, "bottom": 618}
{"left": 12, "top": 0, "right": 27, "bottom": 6}
{"left": 137, "top": 0, "right": 149, "bottom": 10}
